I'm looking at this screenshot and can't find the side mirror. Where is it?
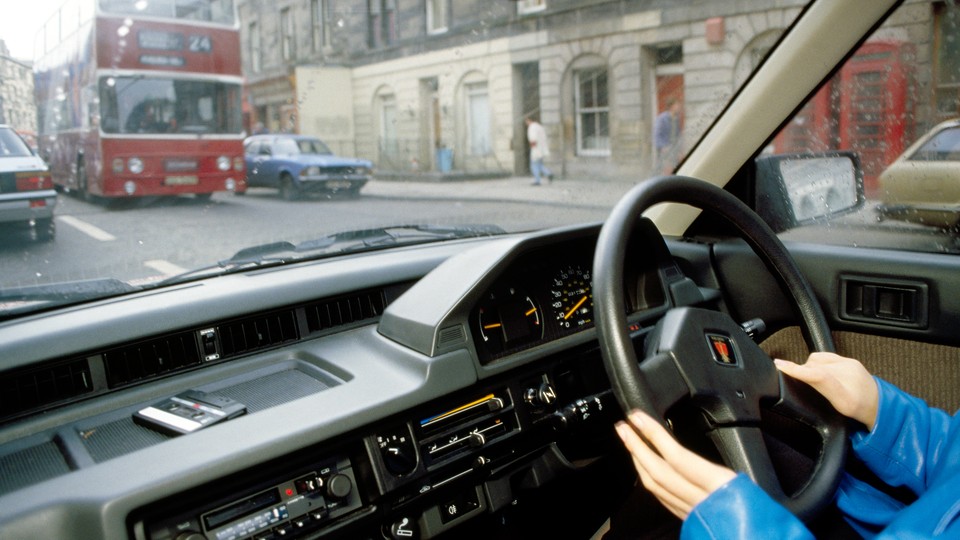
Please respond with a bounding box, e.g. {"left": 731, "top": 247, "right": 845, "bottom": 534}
{"left": 754, "top": 151, "right": 865, "bottom": 233}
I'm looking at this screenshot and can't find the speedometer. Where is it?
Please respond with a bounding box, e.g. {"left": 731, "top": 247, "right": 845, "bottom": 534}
{"left": 549, "top": 264, "right": 593, "bottom": 329}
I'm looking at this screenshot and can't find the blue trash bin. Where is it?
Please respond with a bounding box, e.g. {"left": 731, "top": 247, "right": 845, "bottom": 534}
{"left": 436, "top": 148, "right": 453, "bottom": 172}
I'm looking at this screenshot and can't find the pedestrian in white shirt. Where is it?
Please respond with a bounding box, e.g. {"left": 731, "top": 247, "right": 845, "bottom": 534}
{"left": 525, "top": 116, "right": 554, "bottom": 185}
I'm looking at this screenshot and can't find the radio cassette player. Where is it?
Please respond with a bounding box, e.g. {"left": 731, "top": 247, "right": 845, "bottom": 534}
{"left": 144, "top": 456, "right": 361, "bottom": 540}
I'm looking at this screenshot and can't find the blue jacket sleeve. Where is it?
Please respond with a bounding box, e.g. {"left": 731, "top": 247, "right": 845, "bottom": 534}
{"left": 851, "top": 377, "right": 954, "bottom": 495}
{"left": 836, "top": 376, "right": 960, "bottom": 536}
{"left": 681, "top": 474, "right": 813, "bottom": 540}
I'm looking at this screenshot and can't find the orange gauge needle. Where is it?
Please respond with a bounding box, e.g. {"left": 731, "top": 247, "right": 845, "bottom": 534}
{"left": 484, "top": 323, "right": 502, "bottom": 330}
{"left": 563, "top": 296, "right": 588, "bottom": 320}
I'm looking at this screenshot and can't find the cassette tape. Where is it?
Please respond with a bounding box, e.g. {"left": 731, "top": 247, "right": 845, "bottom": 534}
{"left": 133, "top": 390, "right": 247, "bottom": 436}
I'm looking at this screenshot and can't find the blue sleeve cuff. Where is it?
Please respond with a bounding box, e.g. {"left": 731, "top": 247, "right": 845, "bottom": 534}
{"left": 681, "top": 473, "right": 813, "bottom": 540}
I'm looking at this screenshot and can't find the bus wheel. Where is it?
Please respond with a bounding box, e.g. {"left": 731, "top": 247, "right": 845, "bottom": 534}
{"left": 34, "top": 218, "right": 55, "bottom": 242}
{"left": 279, "top": 174, "right": 300, "bottom": 201}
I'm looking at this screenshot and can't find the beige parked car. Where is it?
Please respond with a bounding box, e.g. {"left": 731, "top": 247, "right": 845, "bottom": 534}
{"left": 877, "top": 119, "right": 960, "bottom": 229}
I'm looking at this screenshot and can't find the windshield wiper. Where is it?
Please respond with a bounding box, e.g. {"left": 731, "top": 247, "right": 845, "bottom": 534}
{"left": 156, "top": 224, "right": 506, "bottom": 287}
{"left": 0, "top": 279, "right": 137, "bottom": 318}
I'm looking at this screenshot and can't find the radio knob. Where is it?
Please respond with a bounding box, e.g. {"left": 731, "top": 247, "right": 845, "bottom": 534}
{"left": 325, "top": 473, "right": 353, "bottom": 500}
{"left": 174, "top": 532, "right": 206, "bottom": 540}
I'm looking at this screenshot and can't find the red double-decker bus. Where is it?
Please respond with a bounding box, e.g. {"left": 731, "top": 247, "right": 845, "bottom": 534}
{"left": 34, "top": 0, "right": 246, "bottom": 200}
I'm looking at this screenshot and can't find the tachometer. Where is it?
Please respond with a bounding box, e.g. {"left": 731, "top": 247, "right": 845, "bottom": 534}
{"left": 549, "top": 264, "right": 593, "bottom": 330}
{"left": 477, "top": 286, "right": 543, "bottom": 353}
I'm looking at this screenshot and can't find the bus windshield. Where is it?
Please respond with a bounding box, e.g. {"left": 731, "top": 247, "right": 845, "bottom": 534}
{"left": 99, "top": 77, "right": 243, "bottom": 135}
{"left": 98, "top": 0, "right": 236, "bottom": 25}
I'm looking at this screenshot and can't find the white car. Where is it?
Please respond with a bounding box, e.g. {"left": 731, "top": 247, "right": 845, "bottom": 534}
{"left": 877, "top": 119, "right": 960, "bottom": 229}
{"left": 0, "top": 126, "right": 55, "bottom": 241}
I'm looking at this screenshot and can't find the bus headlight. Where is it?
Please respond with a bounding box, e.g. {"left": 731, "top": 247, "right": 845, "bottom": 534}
{"left": 225, "top": 178, "right": 237, "bottom": 191}
{"left": 217, "top": 156, "right": 231, "bottom": 171}
{"left": 128, "top": 157, "right": 144, "bottom": 174}
{"left": 123, "top": 181, "right": 136, "bottom": 195}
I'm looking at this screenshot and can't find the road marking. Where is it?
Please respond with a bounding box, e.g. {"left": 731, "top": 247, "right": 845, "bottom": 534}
{"left": 144, "top": 260, "right": 188, "bottom": 277}
{"left": 57, "top": 215, "right": 117, "bottom": 241}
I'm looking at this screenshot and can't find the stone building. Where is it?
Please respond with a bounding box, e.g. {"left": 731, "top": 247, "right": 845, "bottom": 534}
{"left": 0, "top": 40, "right": 38, "bottom": 144}
{"left": 236, "top": 0, "right": 949, "bottom": 180}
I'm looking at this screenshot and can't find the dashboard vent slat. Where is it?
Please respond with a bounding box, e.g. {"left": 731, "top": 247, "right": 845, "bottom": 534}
{"left": 305, "top": 290, "right": 387, "bottom": 335}
{"left": 218, "top": 310, "right": 298, "bottom": 359}
{"left": 104, "top": 332, "right": 201, "bottom": 388}
{"left": 0, "top": 359, "right": 93, "bottom": 419}
{"left": 437, "top": 325, "right": 466, "bottom": 349}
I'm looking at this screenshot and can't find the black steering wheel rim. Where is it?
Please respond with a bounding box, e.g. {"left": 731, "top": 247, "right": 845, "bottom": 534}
{"left": 593, "top": 175, "right": 847, "bottom": 522}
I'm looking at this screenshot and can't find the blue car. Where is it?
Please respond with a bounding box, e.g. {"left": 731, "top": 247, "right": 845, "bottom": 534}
{"left": 244, "top": 134, "right": 372, "bottom": 200}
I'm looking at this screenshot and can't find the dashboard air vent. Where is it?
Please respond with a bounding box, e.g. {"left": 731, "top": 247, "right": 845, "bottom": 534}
{"left": 0, "top": 359, "right": 93, "bottom": 420}
{"left": 218, "top": 310, "right": 299, "bottom": 358}
{"left": 305, "top": 290, "right": 387, "bottom": 335}
{"left": 104, "top": 332, "right": 202, "bottom": 388}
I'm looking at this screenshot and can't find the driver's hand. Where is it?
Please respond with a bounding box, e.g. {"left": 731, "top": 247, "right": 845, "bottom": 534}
{"left": 615, "top": 410, "right": 736, "bottom": 520}
{"left": 775, "top": 352, "right": 879, "bottom": 431}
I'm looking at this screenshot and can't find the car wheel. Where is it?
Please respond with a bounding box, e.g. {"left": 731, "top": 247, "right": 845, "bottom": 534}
{"left": 594, "top": 175, "right": 847, "bottom": 524}
{"left": 279, "top": 174, "right": 300, "bottom": 201}
{"left": 34, "top": 217, "right": 55, "bottom": 242}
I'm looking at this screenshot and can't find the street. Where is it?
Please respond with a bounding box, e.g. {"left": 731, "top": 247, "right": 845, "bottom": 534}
{"left": 2, "top": 175, "right": 958, "bottom": 293}
{"left": 0, "top": 177, "right": 627, "bottom": 291}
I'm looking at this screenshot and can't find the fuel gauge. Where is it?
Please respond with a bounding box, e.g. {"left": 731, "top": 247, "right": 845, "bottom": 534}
{"left": 477, "top": 286, "right": 543, "bottom": 354}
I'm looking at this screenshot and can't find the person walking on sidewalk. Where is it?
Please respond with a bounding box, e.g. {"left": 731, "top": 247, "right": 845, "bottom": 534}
{"left": 654, "top": 99, "right": 682, "bottom": 174}
{"left": 525, "top": 116, "right": 554, "bottom": 185}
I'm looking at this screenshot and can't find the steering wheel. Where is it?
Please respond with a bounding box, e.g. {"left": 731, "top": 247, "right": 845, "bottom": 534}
{"left": 593, "top": 176, "right": 848, "bottom": 522}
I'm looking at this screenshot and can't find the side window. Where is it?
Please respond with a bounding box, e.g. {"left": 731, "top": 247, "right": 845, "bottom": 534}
{"left": 762, "top": 1, "right": 960, "bottom": 255}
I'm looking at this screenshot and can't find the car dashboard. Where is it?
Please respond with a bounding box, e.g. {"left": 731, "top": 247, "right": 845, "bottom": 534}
{"left": 0, "top": 220, "right": 713, "bottom": 540}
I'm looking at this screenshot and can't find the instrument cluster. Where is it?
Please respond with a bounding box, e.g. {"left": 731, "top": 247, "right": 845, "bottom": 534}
{"left": 471, "top": 232, "right": 667, "bottom": 363}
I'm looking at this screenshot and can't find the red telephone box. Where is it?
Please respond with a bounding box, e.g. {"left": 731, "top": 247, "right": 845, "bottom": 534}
{"left": 837, "top": 41, "right": 915, "bottom": 194}
{"left": 773, "top": 40, "right": 915, "bottom": 196}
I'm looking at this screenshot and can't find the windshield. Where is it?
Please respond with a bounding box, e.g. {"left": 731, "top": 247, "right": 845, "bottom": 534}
{"left": 0, "top": 129, "right": 33, "bottom": 157}
{"left": 3, "top": 0, "right": 958, "bottom": 318}
{"left": 98, "top": 0, "right": 236, "bottom": 25}
{"left": 99, "top": 77, "right": 243, "bottom": 135}
{"left": 274, "top": 138, "right": 332, "bottom": 156}
{"left": 910, "top": 126, "right": 960, "bottom": 161}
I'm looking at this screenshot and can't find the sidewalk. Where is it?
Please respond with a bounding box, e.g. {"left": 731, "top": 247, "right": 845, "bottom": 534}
{"left": 363, "top": 175, "right": 638, "bottom": 209}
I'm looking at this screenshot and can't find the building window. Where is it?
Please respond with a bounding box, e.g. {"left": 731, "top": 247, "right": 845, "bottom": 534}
{"left": 466, "top": 82, "right": 491, "bottom": 155}
{"left": 575, "top": 68, "right": 610, "bottom": 155}
{"left": 368, "top": 0, "right": 398, "bottom": 48}
{"left": 249, "top": 21, "right": 261, "bottom": 73}
{"left": 311, "top": 0, "right": 332, "bottom": 52}
{"left": 281, "top": 7, "right": 296, "bottom": 61}
{"left": 517, "top": 0, "right": 546, "bottom": 15}
{"left": 379, "top": 94, "right": 399, "bottom": 162}
{"left": 426, "top": 0, "right": 448, "bottom": 35}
